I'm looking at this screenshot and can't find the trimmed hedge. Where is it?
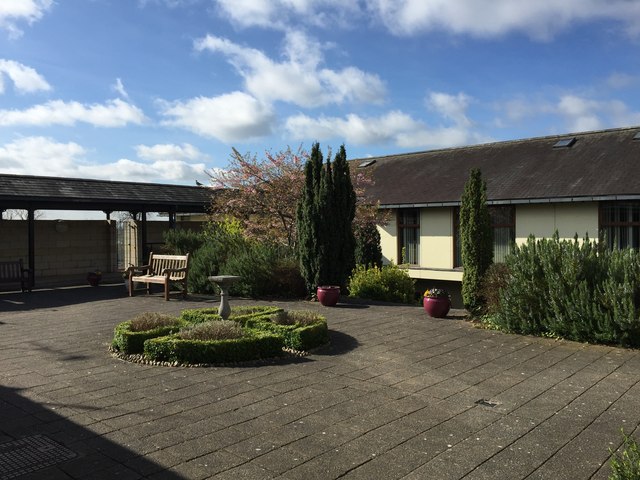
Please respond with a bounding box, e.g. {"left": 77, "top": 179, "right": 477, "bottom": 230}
{"left": 113, "top": 306, "right": 327, "bottom": 365}
{"left": 180, "top": 305, "right": 283, "bottom": 324}
{"left": 112, "top": 320, "right": 185, "bottom": 354}
{"left": 143, "top": 330, "right": 285, "bottom": 364}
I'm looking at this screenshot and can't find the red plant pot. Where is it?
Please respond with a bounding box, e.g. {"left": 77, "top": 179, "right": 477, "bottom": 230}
{"left": 423, "top": 296, "right": 450, "bottom": 318}
{"left": 317, "top": 285, "right": 340, "bottom": 307}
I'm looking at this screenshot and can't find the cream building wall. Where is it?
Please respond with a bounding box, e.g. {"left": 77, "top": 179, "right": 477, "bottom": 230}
{"left": 378, "top": 201, "right": 600, "bottom": 283}
{"left": 515, "top": 202, "right": 599, "bottom": 244}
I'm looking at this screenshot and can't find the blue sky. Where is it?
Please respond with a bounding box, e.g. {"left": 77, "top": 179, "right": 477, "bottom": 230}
{"left": 2, "top": 0, "right": 640, "bottom": 187}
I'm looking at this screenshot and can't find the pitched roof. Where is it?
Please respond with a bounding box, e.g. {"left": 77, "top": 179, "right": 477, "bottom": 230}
{"left": 357, "top": 126, "right": 640, "bottom": 207}
{"left": 0, "top": 174, "right": 214, "bottom": 213}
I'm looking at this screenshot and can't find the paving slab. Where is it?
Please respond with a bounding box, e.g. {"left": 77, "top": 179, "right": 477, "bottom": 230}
{"left": 1, "top": 285, "right": 639, "bottom": 479}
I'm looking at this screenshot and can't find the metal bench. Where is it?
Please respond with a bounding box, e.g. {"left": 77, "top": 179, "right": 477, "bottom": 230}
{"left": 0, "top": 259, "right": 31, "bottom": 292}
{"left": 127, "top": 253, "right": 190, "bottom": 301}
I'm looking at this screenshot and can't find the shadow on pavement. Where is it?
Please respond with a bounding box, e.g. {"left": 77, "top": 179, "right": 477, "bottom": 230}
{"left": 0, "top": 385, "right": 185, "bottom": 479}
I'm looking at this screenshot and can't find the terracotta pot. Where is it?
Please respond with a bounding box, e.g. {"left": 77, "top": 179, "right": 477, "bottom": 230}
{"left": 317, "top": 285, "right": 340, "bottom": 306}
{"left": 423, "top": 296, "right": 450, "bottom": 318}
{"left": 87, "top": 272, "right": 102, "bottom": 287}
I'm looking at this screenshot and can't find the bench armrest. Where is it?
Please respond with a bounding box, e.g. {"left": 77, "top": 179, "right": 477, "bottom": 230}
{"left": 161, "top": 267, "right": 188, "bottom": 276}
{"left": 126, "top": 264, "right": 150, "bottom": 276}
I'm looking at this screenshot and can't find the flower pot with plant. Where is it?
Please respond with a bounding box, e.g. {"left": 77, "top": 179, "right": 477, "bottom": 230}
{"left": 423, "top": 288, "right": 451, "bottom": 318}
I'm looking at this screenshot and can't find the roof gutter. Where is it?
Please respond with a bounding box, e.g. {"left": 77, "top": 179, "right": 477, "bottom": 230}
{"left": 378, "top": 194, "right": 640, "bottom": 209}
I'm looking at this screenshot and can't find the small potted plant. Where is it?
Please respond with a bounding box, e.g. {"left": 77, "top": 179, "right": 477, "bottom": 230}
{"left": 87, "top": 270, "right": 102, "bottom": 287}
{"left": 423, "top": 288, "right": 451, "bottom": 318}
{"left": 317, "top": 285, "right": 340, "bottom": 306}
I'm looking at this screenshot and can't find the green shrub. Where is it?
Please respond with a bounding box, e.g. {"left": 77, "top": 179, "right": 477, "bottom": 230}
{"left": 490, "top": 234, "right": 640, "bottom": 346}
{"left": 180, "top": 306, "right": 283, "bottom": 325}
{"left": 480, "top": 263, "right": 510, "bottom": 316}
{"left": 354, "top": 222, "right": 383, "bottom": 269}
{"left": 129, "top": 312, "right": 181, "bottom": 332}
{"left": 259, "top": 310, "right": 329, "bottom": 351}
{"left": 348, "top": 263, "right": 415, "bottom": 303}
{"left": 178, "top": 320, "right": 243, "bottom": 340}
{"left": 143, "top": 330, "right": 285, "bottom": 364}
{"left": 112, "top": 317, "right": 185, "bottom": 354}
{"left": 163, "top": 228, "right": 206, "bottom": 255}
{"left": 609, "top": 432, "right": 640, "bottom": 480}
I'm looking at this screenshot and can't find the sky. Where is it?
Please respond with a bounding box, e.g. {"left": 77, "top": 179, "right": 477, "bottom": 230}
{"left": 2, "top": 0, "right": 640, "bottom": 192}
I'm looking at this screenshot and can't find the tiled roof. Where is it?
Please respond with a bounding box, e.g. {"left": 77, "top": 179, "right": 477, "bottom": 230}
{"left": 0, "top": 174, "right": 214, "bottom": 212}
{"left": 358, "top": 126, "right": 640, "bottom": 207}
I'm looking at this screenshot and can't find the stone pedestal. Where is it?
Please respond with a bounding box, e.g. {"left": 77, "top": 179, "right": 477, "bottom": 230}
{"left": 208, "top": 275, "right": 242, "bottom": 319}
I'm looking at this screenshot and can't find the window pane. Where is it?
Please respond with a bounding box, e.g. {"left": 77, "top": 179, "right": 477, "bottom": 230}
{"left": 493, "top": 227, "right": 513, "bottom": 263}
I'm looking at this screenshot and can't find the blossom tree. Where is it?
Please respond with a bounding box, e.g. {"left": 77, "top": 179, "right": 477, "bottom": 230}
{"left": 207, "top": 147, "right": 306, "bottom": 249}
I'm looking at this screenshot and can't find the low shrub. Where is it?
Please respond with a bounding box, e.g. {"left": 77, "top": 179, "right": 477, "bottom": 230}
{"left": 258, "top": 311, "right": 329, "bottom": 351}
{"left": 143, "top": 330, "right": 285, "bottom": 364}
{"left": 490, "top": 234, "right": 640, "bottom": 346}
{"left": 129, "top": 312, "right": 181, "bottom": 332}
{"left": 178, "top": 320, "right": 243, "bottom": 341}
{"left": 480, "top": 263, "right": 510, "bottom": 316}
{"left": 112, "top": 315, "right": 184, "bottom": 354}
{"left": 609, "top": 431, "right": 640, "bottom": 480}
{"left": 348, "top": 263, "right": 415, "bottom": 303}
{"left": 180, "top": 305, "right": 283, "bottom": 325}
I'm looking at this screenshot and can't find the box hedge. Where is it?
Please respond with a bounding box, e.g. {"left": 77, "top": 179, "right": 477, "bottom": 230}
{"left": 143, "top": 330, "right": 285, "bottom": 364}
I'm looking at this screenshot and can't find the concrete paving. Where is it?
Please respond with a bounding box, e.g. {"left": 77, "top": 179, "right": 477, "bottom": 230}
{"left": 1, "top": 283, "right": 639, "bottom": 479}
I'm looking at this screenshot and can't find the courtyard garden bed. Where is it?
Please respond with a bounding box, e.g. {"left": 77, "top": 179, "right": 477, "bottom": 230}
{"left": 111, "top": 306, "right": 329, "bottom": 366}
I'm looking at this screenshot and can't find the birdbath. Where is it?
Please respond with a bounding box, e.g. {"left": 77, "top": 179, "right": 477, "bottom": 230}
{"left": 208, "top": 275, "right": 242, "bottom": 319}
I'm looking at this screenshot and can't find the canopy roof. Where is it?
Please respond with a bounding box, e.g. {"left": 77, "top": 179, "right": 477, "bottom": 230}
{"left": 0, "top": 174, "right": 213, "bottom": 213}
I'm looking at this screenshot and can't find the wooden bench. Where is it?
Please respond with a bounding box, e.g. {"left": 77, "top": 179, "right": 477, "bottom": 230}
{"left": 127, "top": 253, "right": 190, "bottom": 301}
{"left": 0, "top": 259, "right": 31, "bottom": 292}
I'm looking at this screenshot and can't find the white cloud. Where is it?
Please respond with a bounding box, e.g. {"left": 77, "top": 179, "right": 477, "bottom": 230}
{"left": 557, "top": 94, "right": 640, "bottom": 132}
{"left": 0, "top": 59, "right": 51, "bottom": 93}
{"left": 213, "top": 0, "right": 360, "bottom": 30}
{"left": 0, "top": 98, "right": 147, "bottom": 127}
{"left": 159, "top": 91, "right": 275, "bottom": 142}
{"left": 0, "top": 0, "right": 53, "bottom": 39}
{"left": 112, "top": 78, "right": 129, "bottom": 99}
{"left": 0, "top": 136, "right": 208, "bottom": 183}
{"left": 367, "top": 0, "right": 640, "bottom": 40}
{"left": 285, "top": 111, "right": 482, "bottom": 149}
{"left": 606, "top": 72, "right": 639, "bottom": 89}
{"left": 0, "top": 136, "right": 86, "bottom": 175}
{"left": 135, "top": 143, "right": 207, "bottom": 162}
{"left": 427, "top": 91, "right": 472, "bottom": 127}
{"left": 194, "top": 31, "right": 385, "bottom": 108}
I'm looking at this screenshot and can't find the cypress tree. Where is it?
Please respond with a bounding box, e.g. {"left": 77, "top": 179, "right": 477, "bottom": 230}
{"left": 297, "top": 143, "right": 323, "bottom": 294}
{"left": 460, "top": 168, "right": 493, "bottom": 314}
{"left": 297, "top": 143, "right": 357, "bottom": 296}
{"left": 331, "top": 145, "right": 356, "bottom": 288}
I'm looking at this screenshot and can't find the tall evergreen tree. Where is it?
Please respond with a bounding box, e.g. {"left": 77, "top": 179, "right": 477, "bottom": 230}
{"left": 331, "top": 145, "right": 356, "bottom": 288}
{"left": 297, "top": 143, "right": 323, "bottom": 294}
{"left": 296, "top": 143, "right": 357, "bottom": 295}
{"left": 460, "top": 168, "right": 493, "bottom": 314}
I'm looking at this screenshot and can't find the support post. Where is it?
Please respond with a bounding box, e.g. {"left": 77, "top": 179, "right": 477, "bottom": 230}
{"left": 28, "top": 207, "right": 35, "bottom": 290}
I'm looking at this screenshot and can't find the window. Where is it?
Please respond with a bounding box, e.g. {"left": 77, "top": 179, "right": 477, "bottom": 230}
{"left": 600, "top": 202, "right": 640, "bottom": 250}
{"left": 454, "top": 206, "right": 515, "bottom": 267}
{"left": 398, "top": 209, "right": 419, "bottom": 265}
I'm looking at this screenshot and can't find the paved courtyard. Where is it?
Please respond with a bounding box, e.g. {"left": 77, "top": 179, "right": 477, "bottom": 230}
{"left": 1, "top": 284, "right": 639, "bottom": 479}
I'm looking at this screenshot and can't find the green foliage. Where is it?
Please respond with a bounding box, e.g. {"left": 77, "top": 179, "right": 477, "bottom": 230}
{"left": 297, "top": 143, "right": 356, "bottom": 295}
{"left": 257, "top": 310, "right": 329, "bottom": 351}
{"left": 180, "top": 305, "right": 283, "bottom": 325}
{"left": 112, "top": 318, "right": 185, "bottom": 354}
{"left": 178, "top": 320, "right": 243, "bottom": 340}
{"left": 144, "top": 330, "right": 285, "bottom": 364}
{"left": 460, "top": 168, "right": 493, "bottom": 314}
{"left": 348, "top": 263, "right": 415, "bottom": 304}
{"left": 490, "top": 234, "right": 640, "bottom": 346}
{"left": 354, "top": 222, "right": 383, "bottom": 268}
{"left": 162, "top": 228, "right": 205, "bottom": 255}
{"left": 128, "top": 312, "right": 181, "bottom": 332}
{"left": 609, "top": 431, "right": 640, "bottom": 480}
{"left": 480, "top": 263, "right": 510, "bottom": 316}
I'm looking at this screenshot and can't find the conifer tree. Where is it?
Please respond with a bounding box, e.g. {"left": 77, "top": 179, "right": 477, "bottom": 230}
{"left": 296, "top": 143, "right": 357, "bottom": 295}
{"left": 460, "top": 168, "right": 493, "bottom": 314}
